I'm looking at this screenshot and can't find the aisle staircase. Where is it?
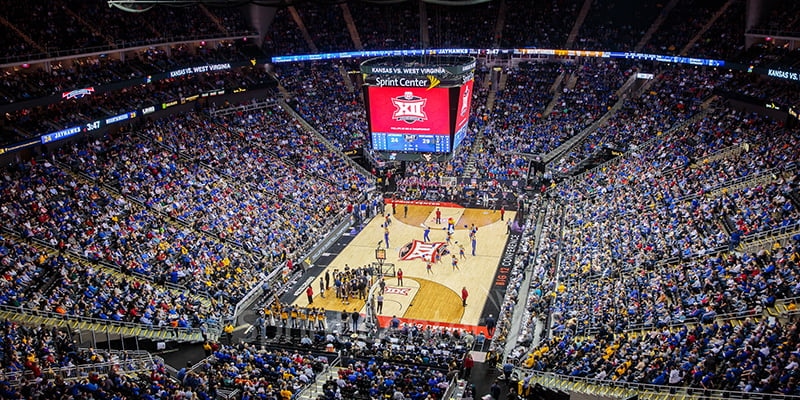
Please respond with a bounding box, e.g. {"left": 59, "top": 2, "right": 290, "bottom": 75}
{"left": 0, "top": 15, "right": 46, "bottom": 54}
{"left": 564, "top": 0, "right": 594, "bottom": 48}
{"left": 419, "top": 0, "right": 430, "bottom": 48}
{"left": 463, "top": 133, "right": 485, "bottom": 178}
{"left": 0, "top": 304, "right": 212, "bottom": 343}
{"left": 338, "top": 64, "right": 354, "bottom": 93}
{"left": 199, "top": 4, "right": 230, "bottom": 36}
{"left": 295, "top": 365, "right": 343, "bottom": 400}
{"left": 280, "top": 100, "right": 374, "bottom": 180}
{"left": 543, "top": 72, "right": 575, "bottom": 116}
{"left": 634, "top": 0, "right": 681, "bottom": 52}
{"left": 485, "top": 70, "right": 507, "bottom": 111}
{"left": 543, "top": 72, "right": 637, "bottom": 167}
{"left": 340, "top": 3, "right": 364, "bottom": 50}
{"left": 491, "top": 0, "right": 509, "bottom": 48}
{"left": 550, "top": 70, "right": 566, "bottom": 94}
{"left": 64, "top": 6, "right": 116, "bottom": 47}
{"left": 287, "top": 6, "right": 319, "bottom": 54}
{"left": 679, "top": 0, "right": 738, "bottom": 56}
{"left": 485, "top": 90, "right": 497, "bottom": 113}
{"left": 498, "top": 69, "right": 509, "bottom": 90}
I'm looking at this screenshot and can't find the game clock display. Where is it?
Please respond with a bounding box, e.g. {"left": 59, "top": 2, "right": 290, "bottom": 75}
{"left": 371, "top": 132, "right": 450, "bottom": 153}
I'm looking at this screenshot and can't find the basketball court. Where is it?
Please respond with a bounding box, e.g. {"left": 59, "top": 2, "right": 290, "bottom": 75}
{"left": 289, "top": 200, "right": 516, "bottom": 333}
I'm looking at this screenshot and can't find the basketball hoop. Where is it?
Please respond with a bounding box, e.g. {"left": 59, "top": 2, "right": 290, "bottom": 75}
{"left": 375, "top": 248, "right": 386, "bottom": 264}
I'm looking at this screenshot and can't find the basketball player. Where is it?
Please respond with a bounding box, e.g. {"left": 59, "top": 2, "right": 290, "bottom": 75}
{"left": 470, "top": 229, "right": 477, "bottom": 256}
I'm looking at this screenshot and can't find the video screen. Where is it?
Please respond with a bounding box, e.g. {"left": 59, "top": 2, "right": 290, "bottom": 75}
{"left": 453, "top": 78, "right": 474, "bottom": 134}
{"left": 366, "top": 86, "right": 451, "bottom": 153}
{"left": 371, "top": 132, "right": 450, "bottom": 153}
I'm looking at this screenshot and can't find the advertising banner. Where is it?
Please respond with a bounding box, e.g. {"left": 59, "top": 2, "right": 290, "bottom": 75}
{"left": 453, "top": 78, "right": 474, "bottom": 134}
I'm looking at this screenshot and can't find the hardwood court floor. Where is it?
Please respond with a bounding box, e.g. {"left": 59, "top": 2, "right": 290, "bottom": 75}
{"left": 402, "top": 277, "right": 464, "bottom": 324}
{"left": 291, "top": 204, "right": 515, "bottom": 327}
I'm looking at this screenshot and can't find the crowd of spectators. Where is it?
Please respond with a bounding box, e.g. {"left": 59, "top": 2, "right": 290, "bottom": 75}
{"left": 347, "top": 0, "right": 420, "bottom": 50}
{"left": 0, "top": 24, "right": 37, "bottom": 61}
{"left": 199, "top": 342, "right": 327, "bottom": 399}
{"left": 572, "top": 0, "right": 663, "bottom": 52}
{"left": 0, "top": 0, "right": 765, "bottom": 72}
{"left": 0, "top": 318, "right": 194, "bottom": 398}
{"left": 0, "top": 0, "right": 256, "bottom": 63}
{"left": 0, "top": 320, "right": 80, "bottom": 379}
{"left": 0, "top": 0, "right": 105, "bottom": 60}
{"left": 487, "top": 62, "right": 563, "bottom": 157}
{"left": 518, "top": 99, "right": 800, "bottom": 394}
{"left": 58, "top": 111, "right": 363, "bottom": 294}
{"left": 746, "top": 0, "right": 800, "bottom": 36}
{"left": 550, "top": 64, "right": 724, "bottom": 174}
{"left": 426, "top": 2, "right": 499, "bottom": 49}
{"left": 263, "top": 7, "right": 312, "bottom": 56}
{"left": 643, "top": 0, "right": 728, "bottom": 55}
{"left": 0, "top": 238, "right": 212, "bottom": 328}
{"left": 1, "top": 2, "right": 800, "bottom": 399}
{"left": 1, "top": 63, "right": 274, "bottom": 145}
{"left": 314, "top": 324, "right": 473, "bottom": 399}
{"left": 551, "top": 104, "right": 795, "bottom": 279}
{"left": 0, "top": 44, "right": 256, "bottom": 106}
{"left": 686, "top": 0, "right": 746, "bottom": 60}
{"left": 318, "top": 358, "right": 450, "bottom": 400}
{"left": 2, "top": 353, "right": 215, "bottom": 400}
{"left": 279, "top": 61, "right": 369, "bottom": 152}
{"left": 501, "top": 0, "right": 579, "bottom": 49}
{"left": 0, "top": 158, "right": 237, "bottom": 313}
{"left": 0, "top": 99, "right": 372, "bottom": 320}
{"left": 523, "top": 280, "right": 800, "bottom": 394}
{"left": 295, "top": 4, "right": 354, "bottom": 54}
{"left": 210, "top": 106, "right": 371, "bottom": 196}
{"left": 486, "top": 60, "right": 627, "bottom": 178}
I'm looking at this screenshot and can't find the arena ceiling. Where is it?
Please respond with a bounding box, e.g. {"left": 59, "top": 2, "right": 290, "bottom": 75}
{"left": 108, "top": 0, "right": 492, "bottom": 12}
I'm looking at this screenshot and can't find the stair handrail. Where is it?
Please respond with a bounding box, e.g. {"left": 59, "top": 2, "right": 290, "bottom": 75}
{"left": 0, "top": 303, "right": 218, "bottom": 341}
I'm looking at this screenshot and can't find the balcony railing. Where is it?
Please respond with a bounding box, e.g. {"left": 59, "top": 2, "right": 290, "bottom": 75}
{"left": 0, "top": 31, "right": 258, "bottom": 66}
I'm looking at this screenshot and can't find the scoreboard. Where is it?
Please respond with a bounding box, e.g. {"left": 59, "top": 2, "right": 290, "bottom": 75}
{"left": 366, "top": 86, "right": 452, "bottom": 153}
{"left": 361, "top": 56, "right": 476, "bottom": 161}
{"left": 371, "top": 132, "right": 451, "bottom": 153}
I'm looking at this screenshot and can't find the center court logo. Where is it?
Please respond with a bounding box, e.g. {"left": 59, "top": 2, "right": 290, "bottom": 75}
{"left": 385, "top": 287, "right": 412, "bottom": 296}
{"left": 392, "top": 91, "right": 427, "bottom": 123}
{"left": 399, "top": 240, "right": 449, "bottom": 261}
